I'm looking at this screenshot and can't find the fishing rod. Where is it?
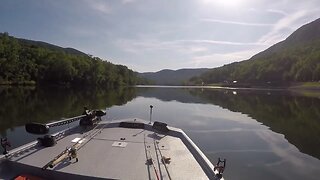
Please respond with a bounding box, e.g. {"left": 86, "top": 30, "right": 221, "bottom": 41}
{"left": 154, "top": 139, "right": 172, "bottom": 180}
{"left": 25, "top": 109, "right": 106, "bottom": 135}
{"left": 42, "top": 122, "right": 108, "bottom": 170}
{"left": 144, "top": 134, "right": 160, "bottom": 180}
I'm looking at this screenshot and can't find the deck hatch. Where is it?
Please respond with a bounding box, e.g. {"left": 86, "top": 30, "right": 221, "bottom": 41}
{"left": 112, "top": 141, "right": 128, "bottom": 148}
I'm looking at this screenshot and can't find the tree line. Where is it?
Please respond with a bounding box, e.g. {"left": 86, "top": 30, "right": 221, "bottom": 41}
{"left": 0, "top": 32, "right": 140, "bottom": 87}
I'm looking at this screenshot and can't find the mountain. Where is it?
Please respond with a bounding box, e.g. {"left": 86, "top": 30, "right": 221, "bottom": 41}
{"left": 190, "top": 18, "right": 320, "bottom": 86}
{"left": 139, "top": 68, "right": 209, "bottom": 85}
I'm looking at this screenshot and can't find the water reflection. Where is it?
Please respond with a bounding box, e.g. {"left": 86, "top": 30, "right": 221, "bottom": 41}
{"left": 0, "top": 86, "right": 136, "bottom": 135}
{"left": 134, "top": 87, "right": 320, "bottom": 160}
{"left": 190, "top": 88, "right": 320, "bottom": 160}
{"left": 1, "top": 86, "right": 320, "bottom": 179}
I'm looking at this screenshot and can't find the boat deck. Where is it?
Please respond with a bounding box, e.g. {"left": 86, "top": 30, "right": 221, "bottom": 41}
{"left": 0, "top": 119, "right": 219, "bottom": 180}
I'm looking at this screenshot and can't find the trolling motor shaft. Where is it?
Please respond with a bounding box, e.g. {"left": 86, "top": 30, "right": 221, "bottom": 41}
{"left": 149, "top": 105, "right": 153, "bottom": 124}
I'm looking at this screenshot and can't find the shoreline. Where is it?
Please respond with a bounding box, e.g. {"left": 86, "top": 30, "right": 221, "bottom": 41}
{"left": 209, "top": 82, "right": 320, "bottom": 91}
{"left": 1, "top": 82, "right": 320, "bottom": 91}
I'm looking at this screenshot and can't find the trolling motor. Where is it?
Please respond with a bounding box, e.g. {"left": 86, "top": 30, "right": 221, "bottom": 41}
{"left": 214, "top": 158, "right": 226, "bottom": 178}
{"left": 148, "top": 105, "right": 170, "bottom": 133}
{"left": 24, "top": 107, "right": 107, "bottom": 147}
{"left": 25, "top": 107, "right": 107, "bottom": 134}
{"left": 1, "top": 137, "right": 11, "bottom": 155}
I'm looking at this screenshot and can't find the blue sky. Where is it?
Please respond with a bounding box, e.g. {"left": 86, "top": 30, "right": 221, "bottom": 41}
{"left": 0, "top": 0, "right": 319, "bottom": 72}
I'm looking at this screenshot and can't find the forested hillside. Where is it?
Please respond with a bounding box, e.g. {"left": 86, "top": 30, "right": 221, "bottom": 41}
{"left": 0, "top": 33, "right": 138, "bottom": 87}
{"left": 189, "top": 18, "right": 320, "bottom": 86}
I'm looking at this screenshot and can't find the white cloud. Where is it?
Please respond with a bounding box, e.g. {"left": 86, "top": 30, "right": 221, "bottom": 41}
{"left": 258, "top": 10, "right": 308, "bottom": 45}
{"left": 183, "top": 39, "right": 266, "bottom": 46}
{"left": 190, "top": 48, "right": 265, "bottom": 68}
{"left": 116, "top": 38, "right": 266, "bottom": 55}
{"left": 189, "top": 46, "right": 208, "bottom": 53}
{"left": 115, "top": 37, "right": 269, "bottom": 71}
{"left": 122, "top": 0, "right": 135, "bottom": 4}
{"left": 266, "top": 9, "right": 288, "bottom": 16}
{"left": 86, "top": 0, "right": 113, "bottom": 14}
{"left": 201, "top": 18, "right": 274, "bottom": 27}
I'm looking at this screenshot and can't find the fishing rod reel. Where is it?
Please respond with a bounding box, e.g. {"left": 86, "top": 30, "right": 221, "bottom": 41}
{"left": 214, "top": 158, "right": 226, "bottom": 178}
{"left": 66, "top": 146, "right": 78, "bottom": 163}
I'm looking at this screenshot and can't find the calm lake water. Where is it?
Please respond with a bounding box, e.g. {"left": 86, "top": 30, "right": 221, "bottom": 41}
{"left": 1, "top": 86, "right": 320, "bottom": 180}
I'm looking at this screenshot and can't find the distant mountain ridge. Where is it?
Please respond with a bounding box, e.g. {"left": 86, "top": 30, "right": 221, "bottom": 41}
{"left": 17, "top": 38, "right": 88, "bottom": 57}
{"left": 190, "top": 18, "right": 320, "bottom": 86}
{"left": 139, "top": 68, "right": 209, "bottom": 85}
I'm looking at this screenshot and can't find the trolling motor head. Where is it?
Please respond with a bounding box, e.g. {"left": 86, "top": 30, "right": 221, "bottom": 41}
{"left": 83, "top": 106, "right": 106, "bottom": 117}
{"left": 95, "top": 109, "right": 106, "bottom": 117}
{"left": 80, "top": 108, "right": 106, "bottom": 126}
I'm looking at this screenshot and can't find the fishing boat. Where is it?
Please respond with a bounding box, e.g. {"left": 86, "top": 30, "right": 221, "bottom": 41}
{"left": 0, "top": 106, "right": 226, "bottom": 180}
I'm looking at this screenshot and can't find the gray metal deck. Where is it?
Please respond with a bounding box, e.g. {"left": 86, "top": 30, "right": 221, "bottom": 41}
{"left": 0, "top": 119, "right": 222, "bottom": 180}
